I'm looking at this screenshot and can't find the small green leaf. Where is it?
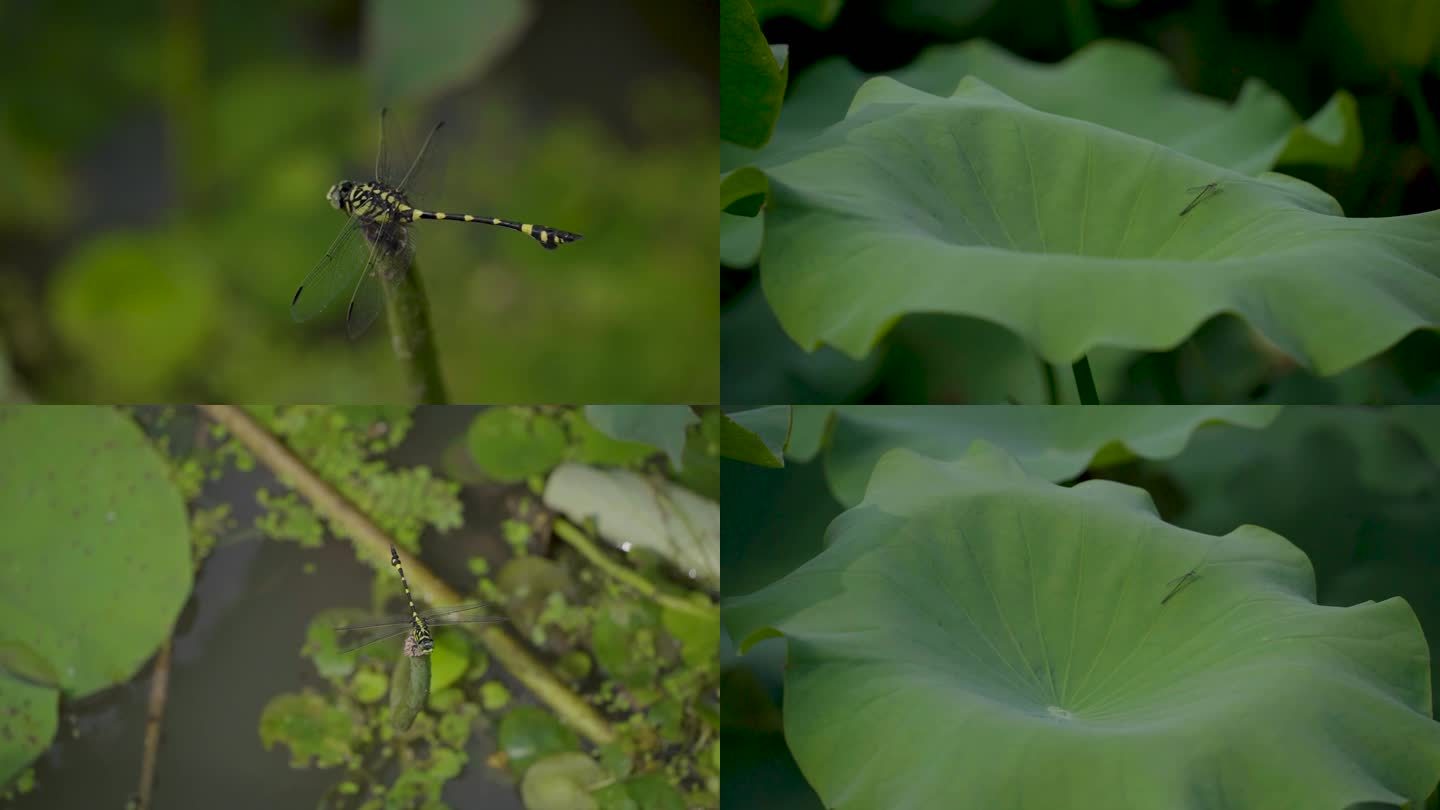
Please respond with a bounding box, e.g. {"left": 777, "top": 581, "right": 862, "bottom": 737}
{"left": 429, "top": 628, "right": 471, "bottom": 691}
{"left": 720, "top": 407, "right": 789, "bottom": 468}
{"left": 582, "top": 406, "right": 698, "bottom": 471}
{"left": 0, "top": 676, "right": 57, "bottom": 788}
{"left": 258, "top": 691, "right": 358, "bottom": 768}
{"left": 520, "top": 752, "right": 606, "bottom": 810}
{"left": 350, "top": 669, "right": 388, "bottom": 704}
{"left": 499, "top": 705, "right": 581, "bottom": 776}
{"left": 661, "top": 602, "right": 721, "bottom": 671}
{"left": 481, "top": 681, "right": 512, "bottom": 711}
{"left": 467, "top": 408, "right": 569, "bottom": 482}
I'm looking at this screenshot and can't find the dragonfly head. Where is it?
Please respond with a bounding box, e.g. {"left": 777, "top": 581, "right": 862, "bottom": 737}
{"left": 326, "top": 181, "right": 353, "bottom": 212}
{"left": 416, "top": 635, "right": 434, "bottom": 655}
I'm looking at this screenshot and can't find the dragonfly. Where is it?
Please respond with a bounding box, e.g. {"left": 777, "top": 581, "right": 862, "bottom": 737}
{"left": 1160, "top": 569, "right": 1202, "bottom": 605}
{"left": 334, "top": 546, "right": 505, "bottom": 655}
{"left": 291, "top": 110, "right": 583, "bottom": 338}
{"left": 1159, "top": 537, "right": 1240, "bottom": 605}
{"left": 1179, "top": 182, "right": 1223, "bottom": 216}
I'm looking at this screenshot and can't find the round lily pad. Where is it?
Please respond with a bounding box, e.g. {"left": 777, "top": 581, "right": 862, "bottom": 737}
{"left": 0, "top": 407, "right": 191, "bottom": 698}
{"left": 725, "top": 444, "right": 1440, "bottom": 809}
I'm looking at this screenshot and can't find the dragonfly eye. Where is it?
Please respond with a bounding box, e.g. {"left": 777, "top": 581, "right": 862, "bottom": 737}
{"left": 326, "top": 183, "right": 345, "bottom": 210}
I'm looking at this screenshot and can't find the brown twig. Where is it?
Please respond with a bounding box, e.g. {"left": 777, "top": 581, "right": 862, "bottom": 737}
{"left": 197, "top": 404, "right": 613, "bottom": 744}
{"left": 136, "top": 638, "right": 173, "bottom": 810}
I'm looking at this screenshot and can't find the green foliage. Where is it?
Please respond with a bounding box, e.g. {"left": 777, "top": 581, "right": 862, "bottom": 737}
{"left": 0, "top": 678, "right": 56, "bottom": 791}
{"left": 722, "top": 7, "right": 1440, "bottom": 404}
{"left": 582, "top": 405, "right": 698, "bottom": 470}
{"left": 521, "top": 752, "right": 608, "bottom": 810}
{"left": 722, "top": 405, "right": 1440, "bottom": 807}
{"left": 759, "top": 80, "right": 1433, "bottom": 378}
{"left": 726, "top": 443, "right": 1440, "bottom": 808}
{"left": 0, "top": 407, "right": 192, "bottom": 704}
{"left": 466, "top": 406, "right": 713, "bottom": 486}
{"left": 481, "top": 681, "right": 512, "bottom": 711}
{"left": 719, "top": 407, "right": 789, "bottom": 467}
{"left": 253, "top": 404, "right": 719, "bottom": 808}
{"left": 500, "top": 705, "right": 582, "bottom": 776}
{"left": 468, "top": 407, "right": 571, "bottom": 482}
{"left": 258, "top": 691, "right": 361, "bottom": 768}
{"left": 816, "top": 404, "right": 1279, "bottom": 505}
{"left": 248, "top": 405, "right": 461, "bottom": 547}
{"left": 568, "top": 412, "right": 658, "bottom": 468}
{"left": 720, "top": 0, "right": 789, "bottom": 148}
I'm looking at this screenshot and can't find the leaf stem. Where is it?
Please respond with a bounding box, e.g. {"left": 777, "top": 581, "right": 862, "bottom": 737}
{"left": 1401, "top": 71, "right": 1440, "bottom": 184}
{"left": 1072, "top": 355, "right": 1100, "bottom": 404}
{"left": 379, "top": 247, "right": 448, "bottom": 404}
{"left": 552, "top": 516, "right": 718, "bottom": 622}
{"left": 1060, "top": 0, "right": 1099, "bottom": 49}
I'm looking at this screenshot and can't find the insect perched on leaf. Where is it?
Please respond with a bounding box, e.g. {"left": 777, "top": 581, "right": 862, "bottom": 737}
{"left": 291, "top": 110, "right": 583, "bottom": 338}
{"left": 1160, "top": 568, "right": 1202, "bottom": 605}
{"left": 1179, "top": 182, "right": 1223, "bottom": 216}
{"left": 1160, "top": 537, "right": 1240, "bottom": 606}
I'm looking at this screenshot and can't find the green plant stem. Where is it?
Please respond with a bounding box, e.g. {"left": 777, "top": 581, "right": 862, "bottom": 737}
{"left": 379, "top": 248, "right": 448, "bottom": 404}
{"left": 552, "top": 516, "right": 718, "bottom": 622}
{"left": 1061, "top": 0, "right": 1099, "bottom": 49}
{"left": 1072, "top": 355, "right": 1099, "bottom": 404}
{"left": 199, "top": 405, "right": 613, "bottom": 745}
{"left": 1401, "top": 71, "right": 1440, "bottom": 183}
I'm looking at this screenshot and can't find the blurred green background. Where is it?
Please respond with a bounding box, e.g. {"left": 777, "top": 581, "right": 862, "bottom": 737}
{"left": 0, "top": 0, "right": 718, "bottom": 403}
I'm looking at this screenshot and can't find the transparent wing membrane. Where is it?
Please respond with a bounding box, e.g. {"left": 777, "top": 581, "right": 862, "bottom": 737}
{"left": 291, "top": 218, "right": 371, "bottom": 323}
{"left": 334, "top": 601, "right": 503, "bottom": 654}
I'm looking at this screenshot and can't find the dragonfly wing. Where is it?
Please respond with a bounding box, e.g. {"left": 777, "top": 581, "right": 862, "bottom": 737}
{"left": 337, "top": 627, "right": 412, "bottom": 654}
{"left": 427, "top": 617, "right": 507, "bottom": 627}
{"left": 292, "top": 218, "right": 369, "bottom": 323}
{"left": 1165, "top": 571, "right": 1192, "bottom": 588}
{"left": 344, "top": 238, "right": 386, "bottom": 339}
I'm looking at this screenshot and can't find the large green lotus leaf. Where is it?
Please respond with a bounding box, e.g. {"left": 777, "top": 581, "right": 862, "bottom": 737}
{"left": 822, "top": 405, "right": 1279, "bottom": 506}
{"left": 0, "top": 407, "right": 191, "bottom": 698}
{"left": 760, "top": 78, "right": 1440, "bottom": 375}
{"left": 758, "top": 40, "right": 1360, "bottom": 173}
{"left": 724, "top": 445, "right": 1440, "bottom": 809}
{"left": 718, "top": 38, "right": 1362, "bottom": 294}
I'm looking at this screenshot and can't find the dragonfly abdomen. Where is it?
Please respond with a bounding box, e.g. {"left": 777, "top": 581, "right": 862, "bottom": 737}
{"left": 398, "top": 205, "right": 582, "bottom": 250}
